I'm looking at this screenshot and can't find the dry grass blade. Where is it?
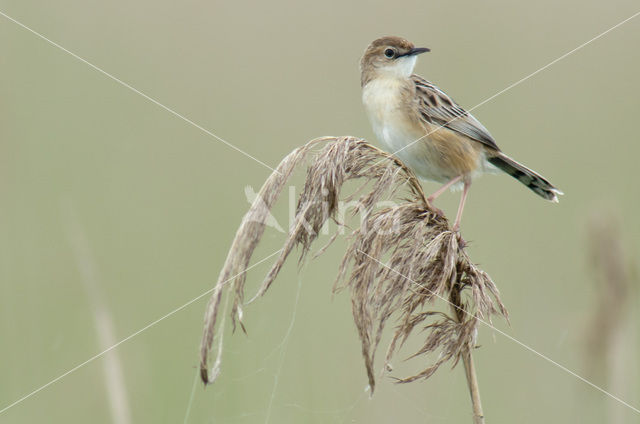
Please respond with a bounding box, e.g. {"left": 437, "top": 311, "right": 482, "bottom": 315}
{"left": 199, "top": 136, "right": 508, "bottom": 409}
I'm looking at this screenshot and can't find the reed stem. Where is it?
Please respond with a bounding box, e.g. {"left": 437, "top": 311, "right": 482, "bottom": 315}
{"left": 450, "top": 264, "right": 485, "bottom": 424}
{"left": 462, "top": 349, "right": 485, "bottom": 424}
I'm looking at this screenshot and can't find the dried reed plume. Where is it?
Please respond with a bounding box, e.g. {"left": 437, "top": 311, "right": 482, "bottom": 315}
{"left": 199, "top": 136, "right": 508, "bottom": 423}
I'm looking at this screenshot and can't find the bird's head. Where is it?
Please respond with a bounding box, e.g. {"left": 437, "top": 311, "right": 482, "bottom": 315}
{"left": 360, "top": 36, "right": 429, "bottom": 86}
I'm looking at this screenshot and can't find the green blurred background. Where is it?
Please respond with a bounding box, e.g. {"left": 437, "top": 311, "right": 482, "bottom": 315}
{"left": 1, "top": 0, "right": 639, "bottom": 423}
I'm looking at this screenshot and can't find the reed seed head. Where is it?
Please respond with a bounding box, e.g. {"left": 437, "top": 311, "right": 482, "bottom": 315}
{"left": 199, "top": 136, "right": 508, "bottom": 392}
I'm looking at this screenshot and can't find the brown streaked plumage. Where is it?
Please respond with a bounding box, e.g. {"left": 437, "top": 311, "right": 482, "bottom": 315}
{"left": 360, "top": 36, "right": 562, "bottom": 230}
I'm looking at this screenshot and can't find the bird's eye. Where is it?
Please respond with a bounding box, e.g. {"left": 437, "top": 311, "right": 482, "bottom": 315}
{"left": 384, "top": 48, "right": 395, "bottom": 58}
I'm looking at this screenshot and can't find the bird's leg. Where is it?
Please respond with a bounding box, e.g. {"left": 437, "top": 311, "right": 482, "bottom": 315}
{"left": 427, "top": 175, "right": 463, "bottom": 203}
{"left": 426, "top": 175, "right": 463, "bottom": 217}
{"left": 452, "top": 179, "right": 471, "bottom": 232}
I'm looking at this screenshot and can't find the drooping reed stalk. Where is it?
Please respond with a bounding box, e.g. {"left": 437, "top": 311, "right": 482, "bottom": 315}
{"left": 199, "top": 136, "right": 508, "bottom": 422}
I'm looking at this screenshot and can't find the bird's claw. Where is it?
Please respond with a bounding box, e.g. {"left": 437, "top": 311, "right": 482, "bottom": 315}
{"left": 429, "top": 205, "right": 445, "bottom": 219}
{"left": 456, "top": 233, "right": 467, "bottom": 249}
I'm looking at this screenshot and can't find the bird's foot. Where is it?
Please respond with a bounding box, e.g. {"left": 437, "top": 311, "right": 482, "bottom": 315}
{"left": 426, "top": 201, "right": 445, "bottom": 219}
{"left": 452, "top": 228, "right": 467, "bottom": 248}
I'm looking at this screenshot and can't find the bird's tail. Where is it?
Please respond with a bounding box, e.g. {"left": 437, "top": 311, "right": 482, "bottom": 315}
{"left": 488, "top": 153, "right": 563, "bottom": 202}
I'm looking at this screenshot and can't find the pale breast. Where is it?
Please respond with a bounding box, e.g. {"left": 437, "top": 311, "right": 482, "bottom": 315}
{"left": 362, "top": 79, "right": 401, "bottom": 122}
{"left": 362, "top": 78, "right": 419, "bottom": 153}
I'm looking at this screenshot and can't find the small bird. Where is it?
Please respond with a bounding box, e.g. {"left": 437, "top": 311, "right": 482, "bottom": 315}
{"left": 360, "top": 36, "right": 562, "bottom": 230}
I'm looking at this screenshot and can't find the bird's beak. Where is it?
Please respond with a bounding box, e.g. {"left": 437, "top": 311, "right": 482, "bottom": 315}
{"left": 399, "top": 47, "right": 430, "bottom": 57}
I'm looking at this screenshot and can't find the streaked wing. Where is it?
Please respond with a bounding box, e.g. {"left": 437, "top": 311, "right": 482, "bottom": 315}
{"left": 412, "top": 75, "right": 500, "bottom": 151}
